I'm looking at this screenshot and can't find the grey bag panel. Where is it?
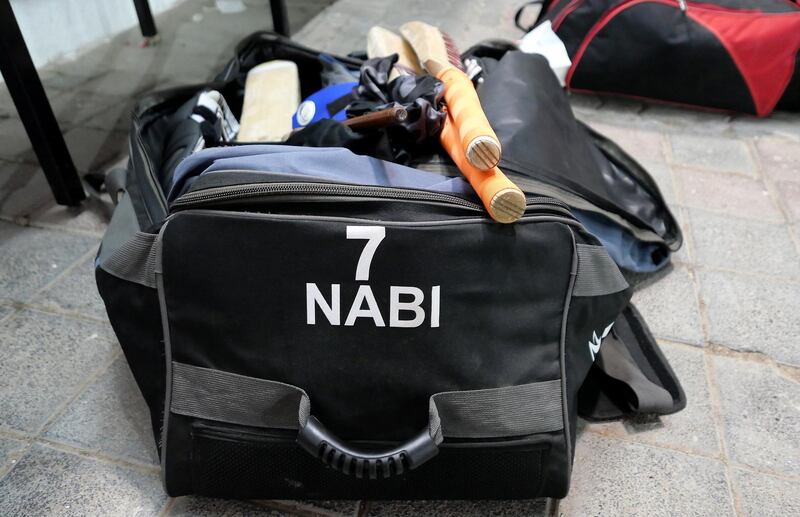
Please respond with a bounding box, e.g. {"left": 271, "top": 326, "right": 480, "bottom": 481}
{"left": 168, "top": 361, "right": 564, "bottom": 443}
{"left": 573, "top": 243, "right": 629, "bottom": 297}
{"left": 99, "top": 231, "right": 158, "bottom": 288}
{"left": 96, "top": 184, "right": 161, "bottom": 289}
{"left": 96, "top": 192, "right": 141, "bottom": 267}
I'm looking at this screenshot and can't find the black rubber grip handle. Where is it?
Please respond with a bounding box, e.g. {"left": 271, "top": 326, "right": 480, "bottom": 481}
{"left": 297, "top": 416, "right": 439, "bottom": 479}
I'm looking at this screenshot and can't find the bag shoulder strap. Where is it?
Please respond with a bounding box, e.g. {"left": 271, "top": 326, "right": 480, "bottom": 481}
{"left": 514, "top": 1, "right": 546, "bottom": 32}
{"left": 578, "top": 303, "right": 687, "bottom": 420}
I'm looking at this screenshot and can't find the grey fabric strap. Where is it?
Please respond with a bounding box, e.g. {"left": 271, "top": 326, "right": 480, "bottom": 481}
{"left": 597, "top": 336, "right": 675, "bottom": 413}
{"left": 573, "top": 243, "right": 629, "bottom": 297}
{"left": 171, "top": 362, "right": 310, "bottom": 429}
{"left": 96, "top": 193, "right": 140, "bottom": 266}
{"left": 100, "top": 231, "right": 158, "bottom": 288}
{"left": 169, "top": 361, "right": 563, "bottom": 441}
{"left": 428, "top": 379, "right": 563, "bottom": 443}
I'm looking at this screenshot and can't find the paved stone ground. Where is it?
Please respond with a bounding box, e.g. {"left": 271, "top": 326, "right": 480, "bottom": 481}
{"left": 1, "top": 0, "right": 799, "bottom": 515}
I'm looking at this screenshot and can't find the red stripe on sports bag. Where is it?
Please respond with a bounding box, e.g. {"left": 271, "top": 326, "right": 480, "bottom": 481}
{"left": 566, "top": 0, "right": 800, "bottom": 116}
{"left": 566, "top": 0, "right": 652, "bottom": 86}
{"left": 687, "top": 9, "right": 800, "bottom": 116}
{"left": 552, "top": 0, "right": 585, "bottom": 29}
{"left": 546, "top": 0, "right": 567, "bottom": 13}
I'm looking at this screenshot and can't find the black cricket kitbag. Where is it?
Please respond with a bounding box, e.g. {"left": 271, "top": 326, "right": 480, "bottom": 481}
{"left": 96, "top": 33, "right": 684, "bottom": 500}
{"left": 522, "top": 0, "right": 800, "bottom": 115}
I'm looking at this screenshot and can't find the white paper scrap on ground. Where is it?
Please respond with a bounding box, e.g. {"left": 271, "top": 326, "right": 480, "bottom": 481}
{"left": 215, "top": 0, "right": 247, "bottom": 14}
{"left": 518, "top": 21, "right": 572, "bottom": 87}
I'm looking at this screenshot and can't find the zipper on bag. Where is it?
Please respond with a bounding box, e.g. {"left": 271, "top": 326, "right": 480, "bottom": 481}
{"left": 170, "top": 180, "right": 575, "bottom": 219}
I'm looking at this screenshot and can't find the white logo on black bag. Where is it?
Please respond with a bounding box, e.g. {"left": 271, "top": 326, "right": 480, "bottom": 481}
{"left": 306, "top": 226, "right": 441, "bottom": 328}
{"left": 588, "top": 323, "right": 614, "bottom": 361}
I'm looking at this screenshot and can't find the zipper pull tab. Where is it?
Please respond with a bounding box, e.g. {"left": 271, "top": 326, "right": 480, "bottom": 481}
{"left": 677, "top": 0, "right": 687, "bottom": 11}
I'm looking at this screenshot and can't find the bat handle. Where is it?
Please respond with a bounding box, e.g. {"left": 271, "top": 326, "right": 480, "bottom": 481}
{"left": 438, "top": 67, "right": 502, "bottom": 171}
{"left": 440, "top": 114, "right": 524, "bottom": 223}
{"left": 342, "top": 106, "right": 408, "bottom": 131}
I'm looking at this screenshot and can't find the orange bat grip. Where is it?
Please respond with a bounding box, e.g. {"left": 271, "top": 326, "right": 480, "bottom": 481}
{"left": 437, "top": 67, "right": 500, "bottom": 165}
{"left": 440, "top": 114, "right": 522, "bottom": 222}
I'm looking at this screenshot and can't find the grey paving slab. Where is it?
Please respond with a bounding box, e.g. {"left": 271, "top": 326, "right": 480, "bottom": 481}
{"left": 561, "top": 433, "right": 734, "bottom": 516}
{"left": 0, "top": 221, "right": 98, "bottom": 303}
{"left": 732, "top": 468, "right": 800, "bottom": 517}
{"left": 0, "top": 444, "right": 165, "bottom": 516}
{"left": 39, "top": 69, "right": 97, "bottom": 92}
{"left": 585, "top": 122, "right": 666, "bottom": 164}
{"left": 152, "top": 44, "right": 221, "bottom": 85}
{"left": 754, "top": 136, "right": 800, "bottom": 183}
{"left": 170, "top": 497, "right": 290, "bottom": 516}
{"left": 597, "top": 98, "right": 646, "bottom": 116}
{"left": 674, "top": 167, "right": 783, "bottom": 223}
{"left": 294, "top": 0, "right": 523, "bottom": 52}
{"left": 29, "top": 194, "right": 111, "bottom": 236}
{"left": 731, "top": 113, "right": 800, "bottom": 140}
{"left": 713, "top": 355, "right": 800, "bottom": 476}
{"left": 41, "top": 89, "right": 128, "bottom": 130}
{"left": 76, "top": 69, "right": 164, "bottom": 100}
{"left": 0, "top": 160, "right": 54, "bottom": 220}
{"left": 672, "top": 207, "right": 692, "bottom": 264}
{"left": 0, "top": 435, "right": 28, "bottom": 473}
{"left": 776, "top": 180, "right": 800, "bottom": 223}
{"left": 43, "top": 356, "right": 157, "bottom": 465}
{"left": 686, "top": 208, "right": 800, "bottom": 277}
{"left": 567, "top": 93, "right": 604, "bottom": 114}
{"left": 0, "top": 84, "right": 14, "bottom": 118}
{"left": 291, "top": 500, "right": 360, "bottom": 515}
{"left": 31, "top": 254, "right": 106, "bottom": 321}
{"left": 0, "top": 117, "right": 37, "bottom": 164}
{"left": 669, "top": 134, "right": 756, "bottom": 176}
{"left": 643, "top": 104, "right": 733, "bottom": 134}
{"left": 631, "top": 266, "right": 704, "bottom": 345}
{"left": 699, "top": 270, "right": 800, "bottom": 366}
{"left": 63, "top": 126, "right": 128, "bottom": 174}
{"left": 366, "top": 499, "right": 547, "bottom": 516}
{"left": 588, "top": 342, "right": 719, "bottom": 456}
{"left": 0, "top": 309, "right": 117, "bottom": 433}
{"left": 62, "top": 42, "right": 161, "bottom": 77}
{"left": 637, "top": 159, "right": 677, "bottom": 205}
{"left": 48, "top": 89, "right": 134, "bottom": 132}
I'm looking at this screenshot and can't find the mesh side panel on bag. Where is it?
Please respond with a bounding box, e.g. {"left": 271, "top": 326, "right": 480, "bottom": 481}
{"left": 190, "top": 428, "right": 549, "bottom": 499}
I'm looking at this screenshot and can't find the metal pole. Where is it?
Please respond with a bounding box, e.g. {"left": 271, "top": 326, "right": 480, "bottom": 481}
{"left": 0, "top": 0, "right": 85, "bottom": 206}
{"left": 270, "top": 0, "right": 290, "bottom": 36}
{"left": 133, "top": 0, "right": 158, "bottom": 38}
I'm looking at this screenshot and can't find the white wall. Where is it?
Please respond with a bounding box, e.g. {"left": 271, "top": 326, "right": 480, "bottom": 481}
{"left": 10, "top": 0, "right": 185, "bottom": 68}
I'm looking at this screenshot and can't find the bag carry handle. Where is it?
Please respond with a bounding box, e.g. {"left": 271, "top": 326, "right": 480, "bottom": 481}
{"left": 298, "top": 416, "right": 439, "bottom": 479}
{"left": 514, "top": 1, "right": 545, "bottom": 32}
{"left": 169, "top": 361, "right": 564, "bottom": 480}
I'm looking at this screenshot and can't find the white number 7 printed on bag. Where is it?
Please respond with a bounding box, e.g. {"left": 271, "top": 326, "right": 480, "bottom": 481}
{"left": 306, "top": 226, "right": 441, "bottom": 328}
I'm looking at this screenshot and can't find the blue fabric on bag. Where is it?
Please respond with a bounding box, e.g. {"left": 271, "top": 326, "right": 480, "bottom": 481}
{"left": 168, "top": 145, "right": 475, "bottom": 203}
{"left": 573, "top": 209, "right": 668, "bottom": 273}
{"left": 169, "top": 145, "right": 666, "bottom": 273}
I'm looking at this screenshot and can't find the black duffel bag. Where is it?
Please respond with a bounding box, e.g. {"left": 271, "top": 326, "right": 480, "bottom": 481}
{"left": 464, "top": 43, "right": 682, "bottom": 276}
{"left": 519, "top": 0, "right": 800, "bottom": 115}
{"left": 96, "top": 33, "right": 684, "bottom": 500}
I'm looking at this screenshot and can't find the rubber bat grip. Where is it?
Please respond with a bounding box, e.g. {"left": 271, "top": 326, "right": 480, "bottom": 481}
{"left": 437, "top": 67, "right": 502, "bottom": 171}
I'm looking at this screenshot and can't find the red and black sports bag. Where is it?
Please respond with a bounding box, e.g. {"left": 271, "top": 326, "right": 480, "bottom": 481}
{"left": 519, "top": 0, "right": 800, "bottom": 116}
